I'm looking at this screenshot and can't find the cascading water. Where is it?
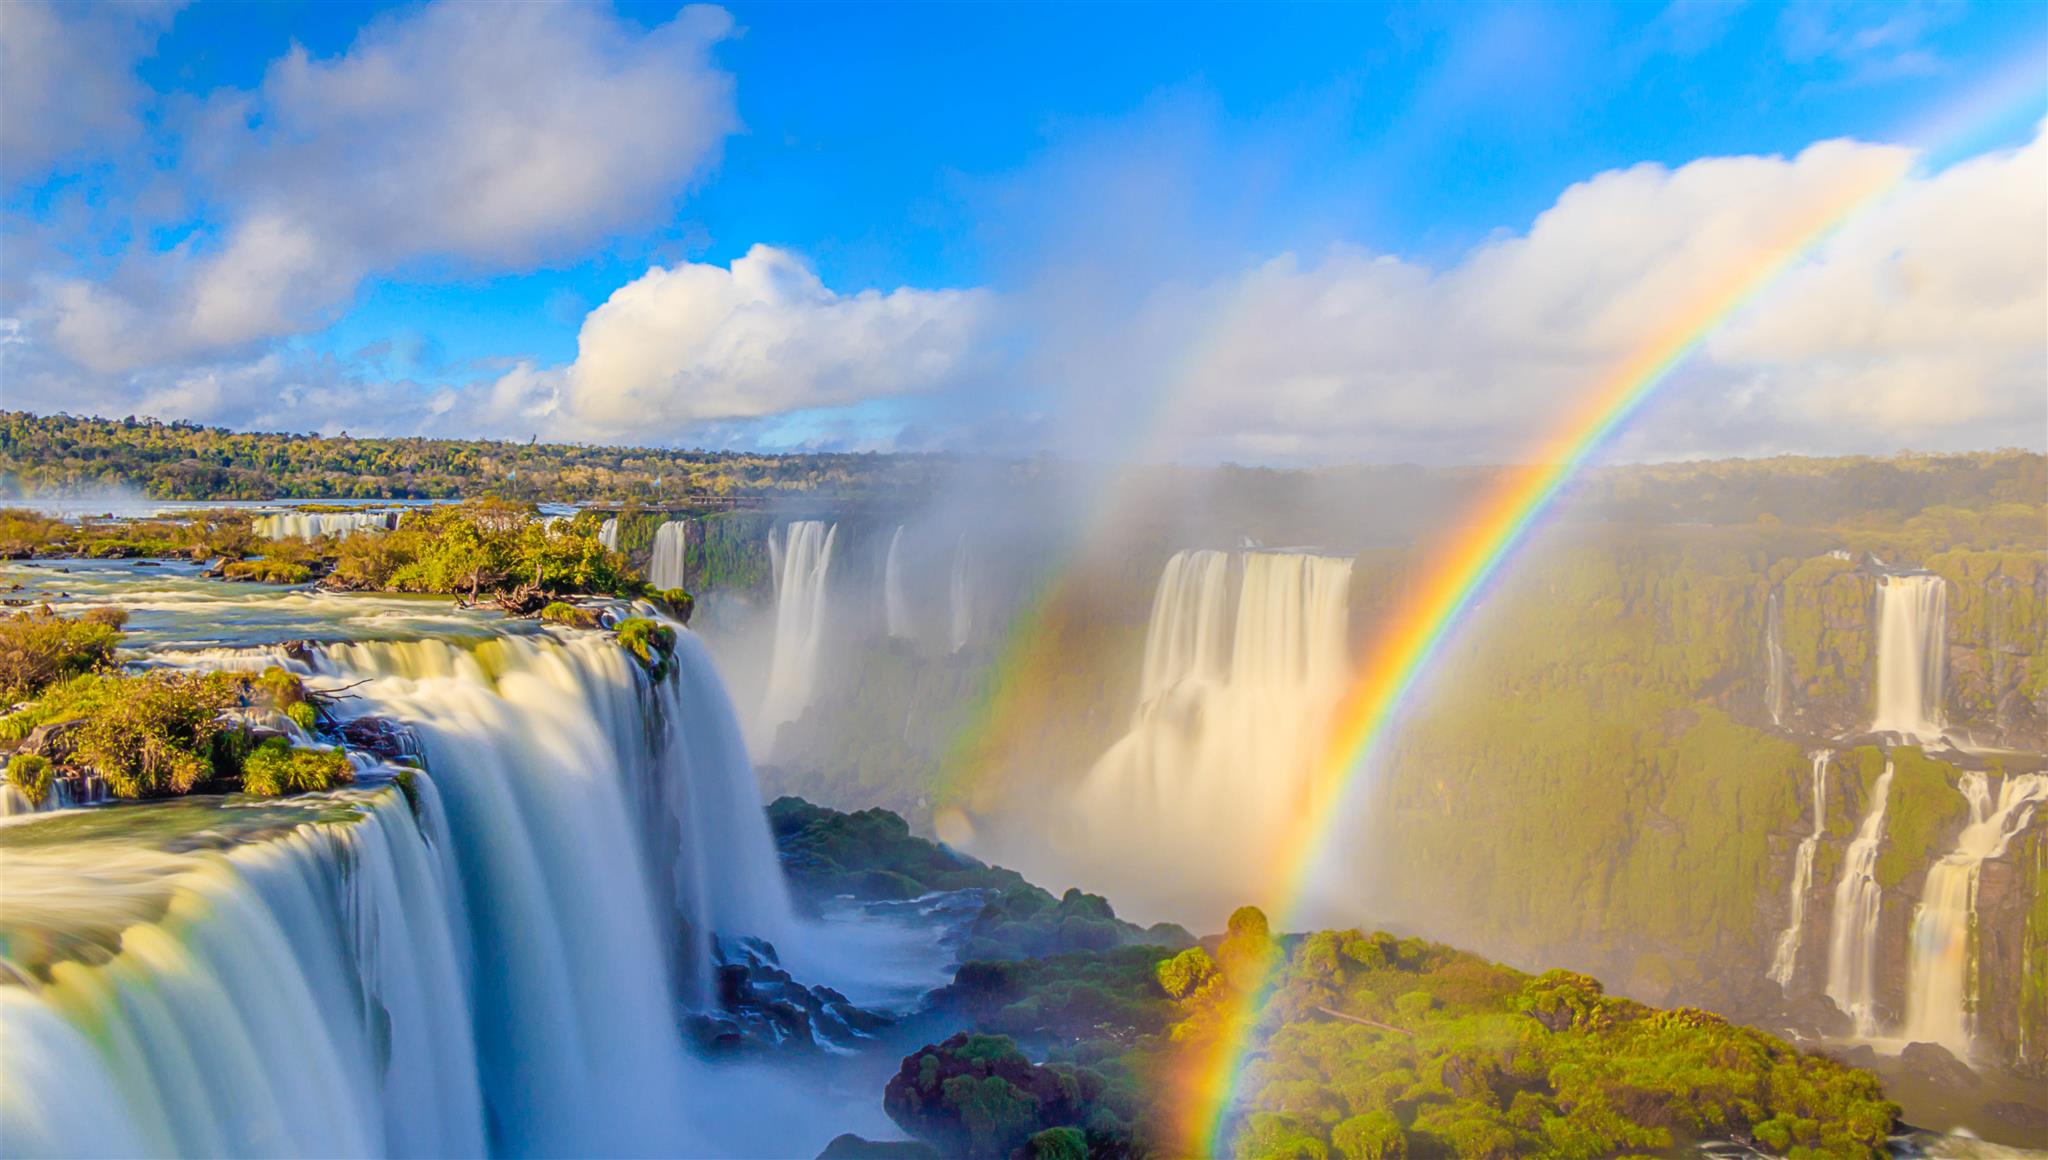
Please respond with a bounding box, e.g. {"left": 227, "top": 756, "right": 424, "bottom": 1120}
{"left": 1871, "top": 573, "right": 1947, "bottom": 743}
{"left": 0, "top": 788, "right": 485, "bottom": 1158}
{"left": 1899, "top": 772, "right": 2048, "bottom": 1058}
{"left": 599, "top": 516, "right": 621, "bottom": 552}
{"left": 1069, "top": 549, "right": 1352, "bottom": 921}
{"left": 1768, "top": 750, "right": 1831, "bottom": 990}
{"left": 253, "top": 510, "right": 398, "bottom": 540}
{"left": 1, "top": 618, "right": 798, "bottom": 1158}
{"left": 649, "top": 519, "right": 693, "bottom": 591}
{"left": 1764, "top": 591, "right": 1789, "bottom": 728}
{"left": 884, "top": 525, "right": 910, "bottom": 640}
{"left": 1826, "top": 761, "right": 1895, "bottom": 1037}
{"left": 757, "top": 521, "right": 837, "bottom": 748}
{"left": 948, "top": 536, "right": 974, "bottom": 653}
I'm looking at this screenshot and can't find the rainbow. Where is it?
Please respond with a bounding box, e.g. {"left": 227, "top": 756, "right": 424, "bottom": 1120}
{"left": 1175, "top": 147, "right": 1923, "bottom": 1153}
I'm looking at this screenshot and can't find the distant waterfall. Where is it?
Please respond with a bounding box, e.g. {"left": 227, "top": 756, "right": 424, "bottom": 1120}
{"left": 1825, "top": 761, "right": 1895, "bottom": 1037}
{"left": 253, "top": 510, "right": 398, "bottom": 540}
{"left": 1768, "top": 750, "right": 1831, "bottom": 990}
{"left": 1075, "top": 550, "right": 1353, "bottom": 914}
{"left": 758, "top": 521, "right": 838, "bottom": 746}
{"left": 884, "top": 525, "right": 911, "bottom": 639}
{"left": 599, "top": 517, "right": 621, "bottom": 551}
{"left": 1764, "top": 592, "right": 1789, "bottom": 728}
{"left": 1900, "top": 772, "right": 2048, "bottom": 1058}
{"left": 948, "top": 535, "right": 973, "bottom": 653}
{"left": 1872, "top": 574, "right": 1947, "bottom": 742}
{"left": 649, "top": 520, "right": 694, "bottom": 590}
{"left": 0, "top": 789, "right": 487, "bottom": 1157}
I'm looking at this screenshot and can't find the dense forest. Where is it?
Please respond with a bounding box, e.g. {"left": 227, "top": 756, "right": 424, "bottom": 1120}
{"left": 0, "top": 411, "right": 941, "bottom": 502}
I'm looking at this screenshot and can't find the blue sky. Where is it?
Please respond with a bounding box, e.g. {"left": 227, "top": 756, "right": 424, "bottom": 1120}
{"left": 3, "top": 1, "right": 2043, "bottom": 461}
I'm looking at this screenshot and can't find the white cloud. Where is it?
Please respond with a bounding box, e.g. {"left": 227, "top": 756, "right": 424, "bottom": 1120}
{"left": 483, "top": 245, "right": 996, "bottom": 440}
{"left": 1092, "top": 127, "right": 2045, "bottom": 463}
{"left": 27, "top": 0, "right": 737, "bottom": 372}
{"left": 0, "top": 1, "right": 176, "bottom": 178}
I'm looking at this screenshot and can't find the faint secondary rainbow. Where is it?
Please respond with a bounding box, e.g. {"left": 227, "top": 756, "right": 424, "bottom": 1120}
{"left": 1176, "top": 146, "right": 1922, "bottom": 1154}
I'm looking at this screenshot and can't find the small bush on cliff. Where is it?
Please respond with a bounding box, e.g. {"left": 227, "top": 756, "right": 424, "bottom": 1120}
{"left": 240, "top": 738, "right": 353, "bottom": 796}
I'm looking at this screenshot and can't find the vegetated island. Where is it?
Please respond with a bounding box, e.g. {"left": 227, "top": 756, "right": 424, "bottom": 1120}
{"left": 773, "top": 798, "right": 1906, "bottom": 1160}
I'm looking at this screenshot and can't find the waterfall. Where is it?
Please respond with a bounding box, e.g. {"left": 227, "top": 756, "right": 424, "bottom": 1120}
{"left": 1072, "top": 550, "right": 1353, "bottom": 916}
{"left": 757, "top": 521, "right": 837, "bottom": 748}
{"left": 599, "top": 517, "right": 621, "bottom": 552}
{"left": 948, "top": 535, "right": 973, "bottom": 653}
{"left": 2, "top": 623, "right": 795, "bottom": 1158}
{"left": 1900, "top": 772, "right": 2048, "bottom": 1058}
{"left": 1871, "top": 574, "right": 1947, "bottom": 743}
{"left": 884, "top": 525, "right": 910, "bottom": 639}
{"left": 649, "top": 520, "right": 693, "bottom": 591}
{"left": 1768, "top": 750, "right": 1832, "bottom": 990}
{"left": 253, "top": 510, "right": 398, "bottom": 541}
{"left": 0, "top": 789, "right": 486, "bottom": 1157}
{"left": 1825, "top": 761, "right": 1895, "bottom": 1037}
{"left": 1764, "top": 592, "right": 1788, "bottom": 728}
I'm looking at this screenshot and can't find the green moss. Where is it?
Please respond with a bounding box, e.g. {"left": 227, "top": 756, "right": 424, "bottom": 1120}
{"left": 240, "top": 738, "right": 353, "bottom": 797}
{"left": 5, "top": 753, "right": 54, "bottom": 806}
{"left": 1872, "top": 748, "right": 1968, "bottom": 890}
{"left": 614, "top": 617, "right": 677, "bottom": 682}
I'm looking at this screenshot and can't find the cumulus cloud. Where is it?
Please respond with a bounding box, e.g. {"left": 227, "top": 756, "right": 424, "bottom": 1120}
{"left": 24, "top": 0, "right": 736, "bottom": 372}
{"left": 480, "top": 245, "right": 996, "bottom": 440}
{"left": 0, "top": 1, "right": 177, "bottom": 178}
{"left": 1068, "top": 126, "right": 2045, "bottom": 464}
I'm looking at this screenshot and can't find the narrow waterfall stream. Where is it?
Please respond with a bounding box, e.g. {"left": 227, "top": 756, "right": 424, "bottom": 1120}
{"left": 1826, "top": 761, "right": 1895, "bottom": 1037}
{"left": 757, "top": 520, "right": 838, "bottom": 749}
{"left": 648, "top": 519, "right": 694, "bottom": 591}
{"left": 883, "top": 525, "right": 910, "bottom": 639}
{"left": 1763, "top": 591, "right": 1788, "bottom": 728}
{"left": 1768, "top": 750, "right": 1831, "bottom": 989}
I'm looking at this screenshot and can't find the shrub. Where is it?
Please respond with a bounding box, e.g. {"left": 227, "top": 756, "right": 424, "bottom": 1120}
{"left": 69, "top": 672, "right": 241, "bottom": 798}
{"left": 1019, "top": 1126, "right": 1086, "bottom": 1160}
{"left": 5, "top": 753, "right": 54, "bottom": 806}
{"left": 1331, "top": 1112, "right": 1406, "bottom": 1160}
{"left": 285, "top": 701, "right": 319, "bottom": 731}
{"left": 0, "top": 606, "right": 123, "bottom": 703}
{"left": 223, "top": 557, "right": 313, "bottom": 584}
{"left": 240, "top": 738, "right": 353, "bottom": 797}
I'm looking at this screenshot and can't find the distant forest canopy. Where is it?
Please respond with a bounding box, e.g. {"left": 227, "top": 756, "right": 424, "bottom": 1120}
{"left": 1, "top": 411, "right": 2039, "bottom": 526}
{"left": 0, "top": 411, "right": 947, "bottom": 503}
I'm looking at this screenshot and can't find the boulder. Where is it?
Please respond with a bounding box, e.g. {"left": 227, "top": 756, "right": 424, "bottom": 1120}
{"left": 1898, "top": 1041, "right": 1977, "bottom": 1089}
{"left": 18, "top": 719, "right": 84, "bottom": 763}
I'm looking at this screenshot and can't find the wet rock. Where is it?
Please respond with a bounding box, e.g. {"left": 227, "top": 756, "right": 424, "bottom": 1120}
{"left": 1822, "top": 1043, "right": 1883, "bottom": 1070}
{"left": 18, "top": 719, "right": 84, "bottom": 763}
{"left": 707, "top": 935, "right": 895, "bottom": 1053}
{"left": 1898, "top": 1041, "right": 1977, "bottom": 1089}
{"left": 201, "top": 558, "right": 227, "bottom": 578}
{"left": 338, "top": 716, "right": 420, "bottom": 763}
